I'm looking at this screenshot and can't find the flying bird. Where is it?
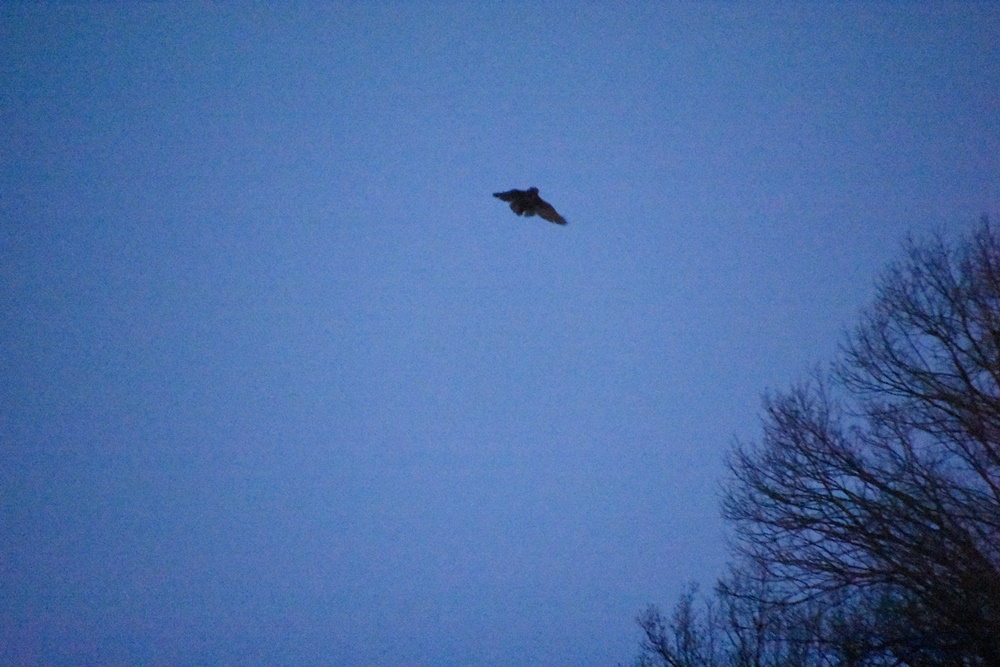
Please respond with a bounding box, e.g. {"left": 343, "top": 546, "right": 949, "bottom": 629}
{"left": 493, "top": 187, "right": 567, "bottom": 225}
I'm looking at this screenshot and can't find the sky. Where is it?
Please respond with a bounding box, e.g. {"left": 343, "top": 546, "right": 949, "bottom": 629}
{"left": 2, "top": 2, "right": 998, "bottom": 665}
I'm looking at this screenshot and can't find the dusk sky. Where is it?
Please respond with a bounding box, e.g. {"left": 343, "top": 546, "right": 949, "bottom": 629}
{"left": 2, "top": 3, "right": 998, "bottom": 665}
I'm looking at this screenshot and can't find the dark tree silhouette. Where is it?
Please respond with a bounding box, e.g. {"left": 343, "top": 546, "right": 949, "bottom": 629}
{"left": 634, "top": 567, "right": 836, "bottom": 667}
{"left": 634, "top": 218, "right": 1000, "bottom": 667}
{"left": 493, "top": 187, "right": 567, "bottom": 225}
{"left": 724, "top": 218, "right": 1000, "bottom": 665}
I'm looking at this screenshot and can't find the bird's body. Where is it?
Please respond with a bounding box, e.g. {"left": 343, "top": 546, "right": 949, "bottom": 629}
{"left": 493, "top": 187, "right": 567, "bottom": 225}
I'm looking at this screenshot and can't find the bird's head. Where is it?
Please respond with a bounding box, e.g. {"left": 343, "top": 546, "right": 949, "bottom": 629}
{"left": 528, "top": 187, "right": 539, "bottom": 194}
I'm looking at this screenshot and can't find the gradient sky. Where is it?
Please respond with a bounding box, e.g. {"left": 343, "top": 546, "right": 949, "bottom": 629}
{"left": 2, "top": 3, "right": 998, "bottom": 665}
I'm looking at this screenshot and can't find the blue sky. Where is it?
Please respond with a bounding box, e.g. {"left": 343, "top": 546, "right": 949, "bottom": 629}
{"left": 2, "top": 3, "right": 998, "bottom": 665}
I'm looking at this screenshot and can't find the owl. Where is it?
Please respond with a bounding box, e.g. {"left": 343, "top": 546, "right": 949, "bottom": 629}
{"left": 493, "top": 187, "right": 567, "bottom": 225}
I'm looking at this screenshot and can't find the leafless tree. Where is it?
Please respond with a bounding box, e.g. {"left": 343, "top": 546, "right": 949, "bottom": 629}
{"left": 636, "top": 585, "right": 723, "bottom": 667}
{"left": 634, "top": 219, "right": 1000, "bottom": 667}
{"left": 722, "top": 218, "right": 1000, "bottom": 665}
{"left": 634, "top": 567, "right": 835, "bottom": 667}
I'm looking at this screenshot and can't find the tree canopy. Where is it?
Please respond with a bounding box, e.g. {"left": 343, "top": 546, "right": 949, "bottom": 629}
{"left": 635, "top": 218, "right": 1000, "bottom": 667}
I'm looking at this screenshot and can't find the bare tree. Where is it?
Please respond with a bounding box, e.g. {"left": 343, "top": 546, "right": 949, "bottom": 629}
{"left": 634, "top": 567, "right": 835, "bottom": 667}
{"left": 636, "top": 585, "right": 723, "bottom": 667}
{"left": 722, "top": 219, "right": 1000, "bottom": 665}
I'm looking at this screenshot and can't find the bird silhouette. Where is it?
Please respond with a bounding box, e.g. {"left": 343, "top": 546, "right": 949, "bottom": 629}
{"left": 493, "top": 187, "right": 567, "bottom": 225}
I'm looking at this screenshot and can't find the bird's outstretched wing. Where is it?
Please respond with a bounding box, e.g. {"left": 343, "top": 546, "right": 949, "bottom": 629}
{"left": 492, "top": 187, "right": 567, "bottom": 225}
{"left": 493, "top": 188, "right": 529, "bottom": 216}
{"left": 535, "top": 200, "right": 567, "bottom": 225}
{"left": 492, "top": 189, "right": 522, "bottom": 203}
